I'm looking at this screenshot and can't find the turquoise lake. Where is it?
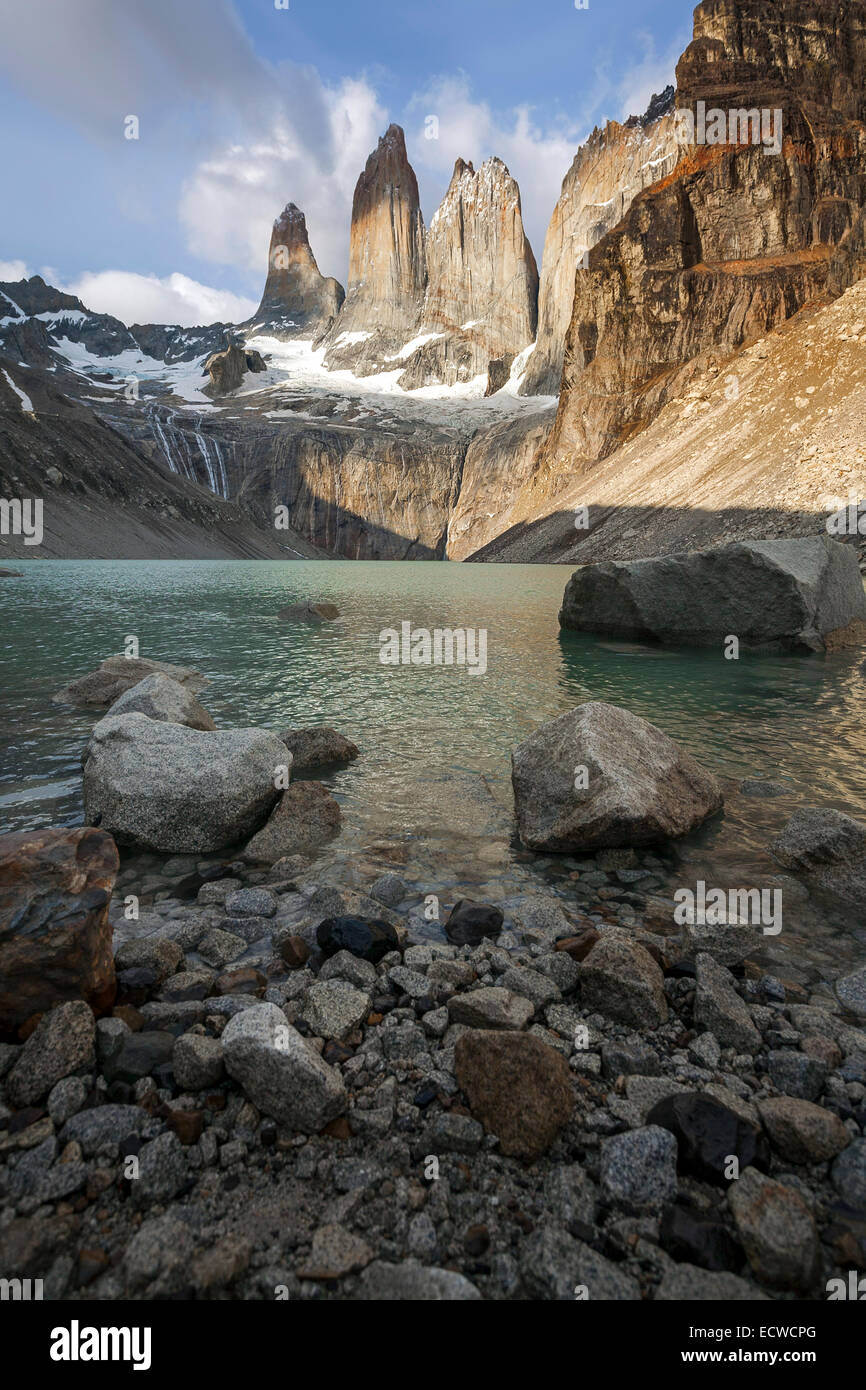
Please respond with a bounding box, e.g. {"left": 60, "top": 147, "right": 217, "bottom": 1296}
{"left": 1, "top": 559, "right": 865, "bottom": 985}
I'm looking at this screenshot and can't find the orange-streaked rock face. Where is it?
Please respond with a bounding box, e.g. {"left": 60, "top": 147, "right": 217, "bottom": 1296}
{"left": 540, "top": 0, "right": 866, "bottom": 479}
{"left": 0, "top": 826, "right": 118, "bottom": 1035}
{"left": 252, "top": 202, "right": 344, "bottom": 339}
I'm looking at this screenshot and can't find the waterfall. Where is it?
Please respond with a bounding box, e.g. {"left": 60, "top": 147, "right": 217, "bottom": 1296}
{"left": 192, "top": 416, "right": 230, "bottom": 500}
{"left": 146, "top": 403, "right": 229, "bottom": 499}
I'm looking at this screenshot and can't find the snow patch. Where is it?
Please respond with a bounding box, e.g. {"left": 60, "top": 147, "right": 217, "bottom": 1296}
{"left": 384, "top": 332, "right": 444, "bottom": 362}
{"left": 2, "top": 368, "right": 34, "bottom": 413}
{"left": 333, "top": 330, "right": 372, "bottom": 347}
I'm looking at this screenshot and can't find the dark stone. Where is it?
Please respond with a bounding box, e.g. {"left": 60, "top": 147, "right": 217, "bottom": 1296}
{"left": 105, "top": 1030, "right": 175, "bottom": 1082}
{"left": 116, "top": 967, "right": 158, "bottom": 1007}
{"left": 276, "top": 602, "right": 340, "bottom": 623}
{"left": 162, "top": 1107, "right": 204, "bottom": 1145}
{"left": 173, "top": 872, "right": 205, "bottom": 901}
{"left": 413, "top": 1084, "right": 438, "bottom": 1109}
{"left": 647, "top": 1092, "right": 769, "bottom": 1186}
{"left": 464, "top": 1224, "right": 491, "bottom": 1256}
{"left": 660, "top": 1202, "right": 743, "bottom": 1272}
{"left": 316, "top": 915, "right": 400, "bottom": 964}
{"left": 279, "top": 934, "right": 311, "bottom": 970}
{"left": 444, "top": 900, "right": 504, "bottom": 946}
{"left": 602, "top": 1042, "right": 662, "bottom": 1078}
{"left": 105, "top": 1081, "right": 133, "bottom": 1105}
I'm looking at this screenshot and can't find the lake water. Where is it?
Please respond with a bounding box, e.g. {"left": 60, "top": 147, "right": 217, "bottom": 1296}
{"left": 2, "top": 559, "right": 865, "bottom": 986}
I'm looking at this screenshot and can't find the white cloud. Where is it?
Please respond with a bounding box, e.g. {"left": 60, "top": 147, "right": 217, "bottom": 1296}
{"left": 62, "top": 271, "right": 257, "bottom": 328}
{"left": 179, "top": 77, "right": 386, "bottom": 286}
{"left": 0, "top": 259, "right": 29, "bottom": 281}
{"left": 404, "top": 76, "right": 585, "bottom": 262}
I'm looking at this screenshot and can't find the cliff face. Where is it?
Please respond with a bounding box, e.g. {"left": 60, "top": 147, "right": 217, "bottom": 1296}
{"left": 398, "top": 157, "right": 539, "bottom": 390}
{"left": 251, "top": 203, "right": 344, "bottom": 339}
{"left": 468, "top": 276, "right": 866, "bottom": 566}
{"left": 522, "top": 89, "right": 679, "bottom": 397}
{"left": 322, "top": 124, "right": 427, "bottom": 374}
{"left": 536, "top": 0, "right": 866, "bottom": 491}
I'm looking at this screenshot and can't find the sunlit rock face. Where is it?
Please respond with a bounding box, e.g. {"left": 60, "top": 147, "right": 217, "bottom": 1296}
{"left": 251, "top": 203, "right": 344, "bottom": 340}
{"left": 538, "top": 0, "right": 866, "bottom": 486}
{"left": 322, "top": 124, "right": 428, "bottom": 375}
{"left": 398, "top": 156, "right": 539, "bottom": 391}
{"left": 521, "top": 88, "right": 679, "bottom": 398}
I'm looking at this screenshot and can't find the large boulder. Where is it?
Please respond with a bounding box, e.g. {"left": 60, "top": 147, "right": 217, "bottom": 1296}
{"left": 106, "top": 673, "right": 216, "bottom": 731}
{"left": 204, "top": 343, "right": 266, "bottom": 396}
{"left": 559, "top": 537, "right": 866, "bottom": 653}
{"left": 221, "top": 1002, "right": 346, "bottom": 1130}
{"left": 511, "top": 701, "right": 722, "bottom": 852}
{"left": 0, "top": 826, "right": 117, "bottom": 1035}
{"left": 242, "top": 781, "right": 342, "bottom": 863}
{"left": 769, "top": 807, "right": 866, "bottom": 906}
{"left": 53, "top": 654, "right": 208, "bottom": 708}
{"left": 83, "top": 714, "right": 290, "bottom": 853}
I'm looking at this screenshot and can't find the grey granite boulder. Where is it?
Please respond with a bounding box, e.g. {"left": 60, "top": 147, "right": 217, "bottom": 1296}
{"left": 6, "top": 1001, "right": 95, "bottom": 1107}
{"left": 770, "top": 807, "right": 866, "bottom": 907}
{"left": 53, "top": 654, "right": 208, "bottom": 707}
{"left": 512, "top": 701, "right": 722, "bottom": 852}
{"left": 83, "top": 713, "right": 290, "bottom": 853}
{"left": 559, "top": 537, "right": 866, "bottom": 652}
{"left": 279, "top": 726, "right": 358, "bottom": 770}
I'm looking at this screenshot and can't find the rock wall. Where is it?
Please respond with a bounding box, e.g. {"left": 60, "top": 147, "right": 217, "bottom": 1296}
{"left": 225, "top": 417, "right": 467, "bottom": 560}
{"left": 538, "top": 0, "right": 866, "bottom": 491}
{"left": 522, "top": 89, "right": 679, "bottom": 397}
{"left": 398, "top": 157, "right": 538, "bottom": 390}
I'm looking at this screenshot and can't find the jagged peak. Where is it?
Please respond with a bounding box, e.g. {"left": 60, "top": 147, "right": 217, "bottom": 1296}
{"left": 625, "top": 84, "right": 676, "bottom": 129}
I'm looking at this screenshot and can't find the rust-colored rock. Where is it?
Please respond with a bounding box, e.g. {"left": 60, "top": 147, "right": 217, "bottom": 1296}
{"left": 454, "top": 1030, "right": 573, "bottom": 1161}
{"left": 279, "top": 934, "right": 311, "bottom": 971}
{"left": 555, "top": 927, "right": 601, "bottom": 962}
{"left": 0, "top": 827, "right": 118, "bottom": 1036}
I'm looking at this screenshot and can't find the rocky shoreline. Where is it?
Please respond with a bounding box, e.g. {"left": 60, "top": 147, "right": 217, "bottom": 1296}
{"left": 1, "top": 641, "right": 865, "bottom": 1302}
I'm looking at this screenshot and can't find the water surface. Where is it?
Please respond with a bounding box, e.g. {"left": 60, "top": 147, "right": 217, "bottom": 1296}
{"left": 2, "top": 559, "right": 864, "bottom": 985}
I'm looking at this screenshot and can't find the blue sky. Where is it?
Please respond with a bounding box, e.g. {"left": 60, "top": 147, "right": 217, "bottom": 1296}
{"left": 0, "top": 0, "right": 691, "bottom": 325}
